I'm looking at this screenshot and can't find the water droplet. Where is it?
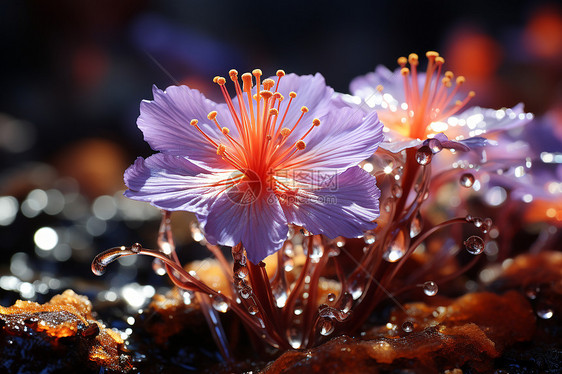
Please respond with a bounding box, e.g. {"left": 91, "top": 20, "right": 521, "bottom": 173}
{"left": 402, "top": 321, "right": 414, "bottom": 333}
{"left": 464, "top": 235, "right": 485, "bottom": 255}
{"left": 524, "top": 285, "right": 540, "bottom": 300}
{"left": 91, "top": 246, "right": 137, "bottom": 276}
{"left": 284, "top": 258, "right": 294, "bottom": 272}
{"left": 327, "top": 293, "right": 336, "bottom": 302}
{"left": 459, "top": 173, "right": 475, "bottom": 188}
{"left": 309, "top": 244, "right": 323, "bottom": 263}
{"left": 392, "top": 184, "right": 403, "bottom": 198}
{"left": 423, "top": 281, "right": 438, "bottom": 296}
{"left": 363, "top": 232, "right": 376, "bottom": 244}
{"left": 248, "top": 305, "right": 258, "bottom": 315}
{"left": 152, "top": 258, "right": 166, "bottom": 276}
{"left": 234, "top": 262, "right": 248, "bottom": 279}
{"left": 427, "top": 138, "right": 443, "bottom": 153}
{"left": 212, "top": 295, "right": 229, "bottom": 313}
{"left": 336, "top": 237, "right": 346, "bottom": 247}
{"left": 239, "top": 285, "right": 252, "bottom": 299}
{"left": 472, "top": 217, "right": 483, "bottom": 228}
{"left": 383, "top": 199, "right": 392, "bottom": 213}
{"left": 383, "top": 231, "right": 406, "bottom": 262}
{"left": 482, "top": 218, "right": 493, "bottom": 233}
{"left": 190, "top": 222, "right": 205, "bottom": 242}
{"left": 409, "top": 212, "right": 423, "bottom": 238}
{"left": 131, "top": 243, "right": 141, "bottom": 253}
{"left": 319, "top": 318, "right": 334, "bottom": 336}
{"left": 415, "top": 146, "right": 432, "bottom": 165}
{"left": 537, "top": 306, "right": 554, "bottom": 319}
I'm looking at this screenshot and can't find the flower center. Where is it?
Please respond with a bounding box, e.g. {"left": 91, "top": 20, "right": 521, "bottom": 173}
{"left": 190, "top": 69, "right": 321, "bottom": 197}
{"left": 379, "top": 51, "right": 475, "bottom": 140}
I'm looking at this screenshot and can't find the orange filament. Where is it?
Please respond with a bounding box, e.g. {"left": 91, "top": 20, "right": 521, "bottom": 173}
{"left": 386, "top": 51, "right": 476, "bottom": 140}
{"left": 188, "top": 69, "right": 321, "bottom": 197}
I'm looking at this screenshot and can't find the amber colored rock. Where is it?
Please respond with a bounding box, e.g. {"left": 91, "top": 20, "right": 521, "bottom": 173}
{"left": 262, "top": 291, "right": 535, "bottom": 373}
{"left": 0, "top": 289, "right": 132, "bottom": 373}
{"left": 143, "top": 288, "right": 203, "bottom": 345}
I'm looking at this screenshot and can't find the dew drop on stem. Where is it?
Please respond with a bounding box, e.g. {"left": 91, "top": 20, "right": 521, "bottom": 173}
{"left": 91, "top": 245, "right": 138, "bottom": 276}
{"left": 319, "top": 318, "right": 335, "bottom": 336}
{"left": 211, "top": 295, "right": 229, "bottom": 313}
{"left": 464, "top": 235, "right": 485, "bottom": 255}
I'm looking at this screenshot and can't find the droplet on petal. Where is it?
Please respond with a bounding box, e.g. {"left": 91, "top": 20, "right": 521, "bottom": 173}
{"left": 415, "top": 146, "right": 433, "bottom": 165}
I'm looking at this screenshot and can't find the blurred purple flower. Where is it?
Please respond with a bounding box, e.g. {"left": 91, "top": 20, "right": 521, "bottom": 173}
{"left": 344, "top": 52, "right": 533, "bottom": 153}
{"left": 124, "top": 70, "right": 384, "bottom": 263}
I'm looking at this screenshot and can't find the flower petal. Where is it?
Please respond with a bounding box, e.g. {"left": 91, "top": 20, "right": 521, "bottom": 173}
{"left": 281, "top": 109, "right": 384, "bottom": 171}
{"left": 138, "top": 85, "right": 236, "bottom": 169}
{"left": 124, "top": 153, "right": 229, "bottom": 214}
{"left": 280, "top": 166, "right": 380, "bottom": 238}
{"left": 203, "top": 190, "right": 288, "bottom": 264}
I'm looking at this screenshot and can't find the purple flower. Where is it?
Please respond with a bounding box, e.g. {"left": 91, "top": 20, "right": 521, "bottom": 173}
{"left": 124, "top": 70, "right": 384, "bottom": 263}
{"left": 345, "top": 52, "right": 532, "bottom": 153}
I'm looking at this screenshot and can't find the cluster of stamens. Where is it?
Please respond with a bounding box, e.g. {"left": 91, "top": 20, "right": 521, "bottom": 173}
{"left": 378, "top": 51, "right": 475, "bottom": 140}
{"left": 189, "top": 69, "right": 321, "bottom": 194}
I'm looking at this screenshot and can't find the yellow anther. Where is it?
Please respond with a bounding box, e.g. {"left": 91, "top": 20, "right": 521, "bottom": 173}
{"left": 445, "top": 80, "right": 452, "bottom": 88}
{"left": 217, "top": 144, "right": 226, "bottom": 156}
{"left": 468, "top": 91, "right": 476, "bottom": 97}
{"left": 260, "top": 91, "right": 273, "bottom": 100}
{"left": 242, "top": 73, "right": 253, "bottom": 90}
{"left": 280, "top": 128, "right": 291, "bottom": 137}
{"left": 277, "top": 93, "right": 284, "bottom": 102}
{"left": 426, "top": 51, "right": 439, "bottom": 59}
{"left": 216, "top": 77, "right": 226, "bottom": 85}
{"left": 456, "top": 76, "right": 466, "bottom": 85}
{"left": 442, "top": 77, "right": 451, "bottom": 85}
{"left": 269, "top": 108, "right": 279, "bottom": 116}
{"left": 289, "top": 91, "right": 297, "bottom": 99}
{"left": 455, "top": 100, "right": 462, "bottom": 106}
{"left": 207, "top": 111, "right": 218, "bottom": 120}
{"left": 190, "top": 119, "right": 199, "bottom": 126}
{"left": 408, "top": 53, "right": 419, "bottom": 65}
{"left": 276, "top": 70, "right": 285, "bottom": 77}
{"left": 253, "top": 94, "right": 258, "bottom": 101}
{"left": 400, "top": 67, "right": 410, "bottom": 76}
{"left": 222, "top": 127, "right": 230, "bottom": 135}
{"left": 397, "top": 56, "right": 407, "bottom": 66}
{"left": 445, "top": 71, "right": 454, "bottom": 79}
{"left": 252, "top": 69, "right": 262, "bottom": 77}
{"left": 229, "top": 69, "right": 238, "bottom": 81}
{"left": 295, "top": 140, "right": 306, "bottom": 150}
{"left": 301, "top": 106, "right": 309, "bottom": 113}
{"left": 312, "top": 118, "right": 321, "bottom": 126}
{"left": 213, "top": 76, "right": 220, "bottom": 83}
{"left": 262, "top": 78, "right": 275, "bottom": 90}
{"left": 376, "top": 84, "right": 384, "bottom": 92}
{"left": 435, "top": 56, "right": 445, "bottom": 64}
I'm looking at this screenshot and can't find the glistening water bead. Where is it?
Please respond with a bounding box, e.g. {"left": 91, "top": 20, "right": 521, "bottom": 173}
{"left": 402, "top": 321, "right": 414, "bottom": 333}
{"left": 415, "top": 146, "right": 433, "bottom": 165}
{"left": 459, "top": 173, "right": 475, "bottom": 188}
{"left": 91, "top": 245, "right": 138, "bottom": 276}
{"left": 423, "top": 281, "right": 438, "bottom": 296}
{"left": 464, "top": 235, "right": 485, "bottom": 255}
